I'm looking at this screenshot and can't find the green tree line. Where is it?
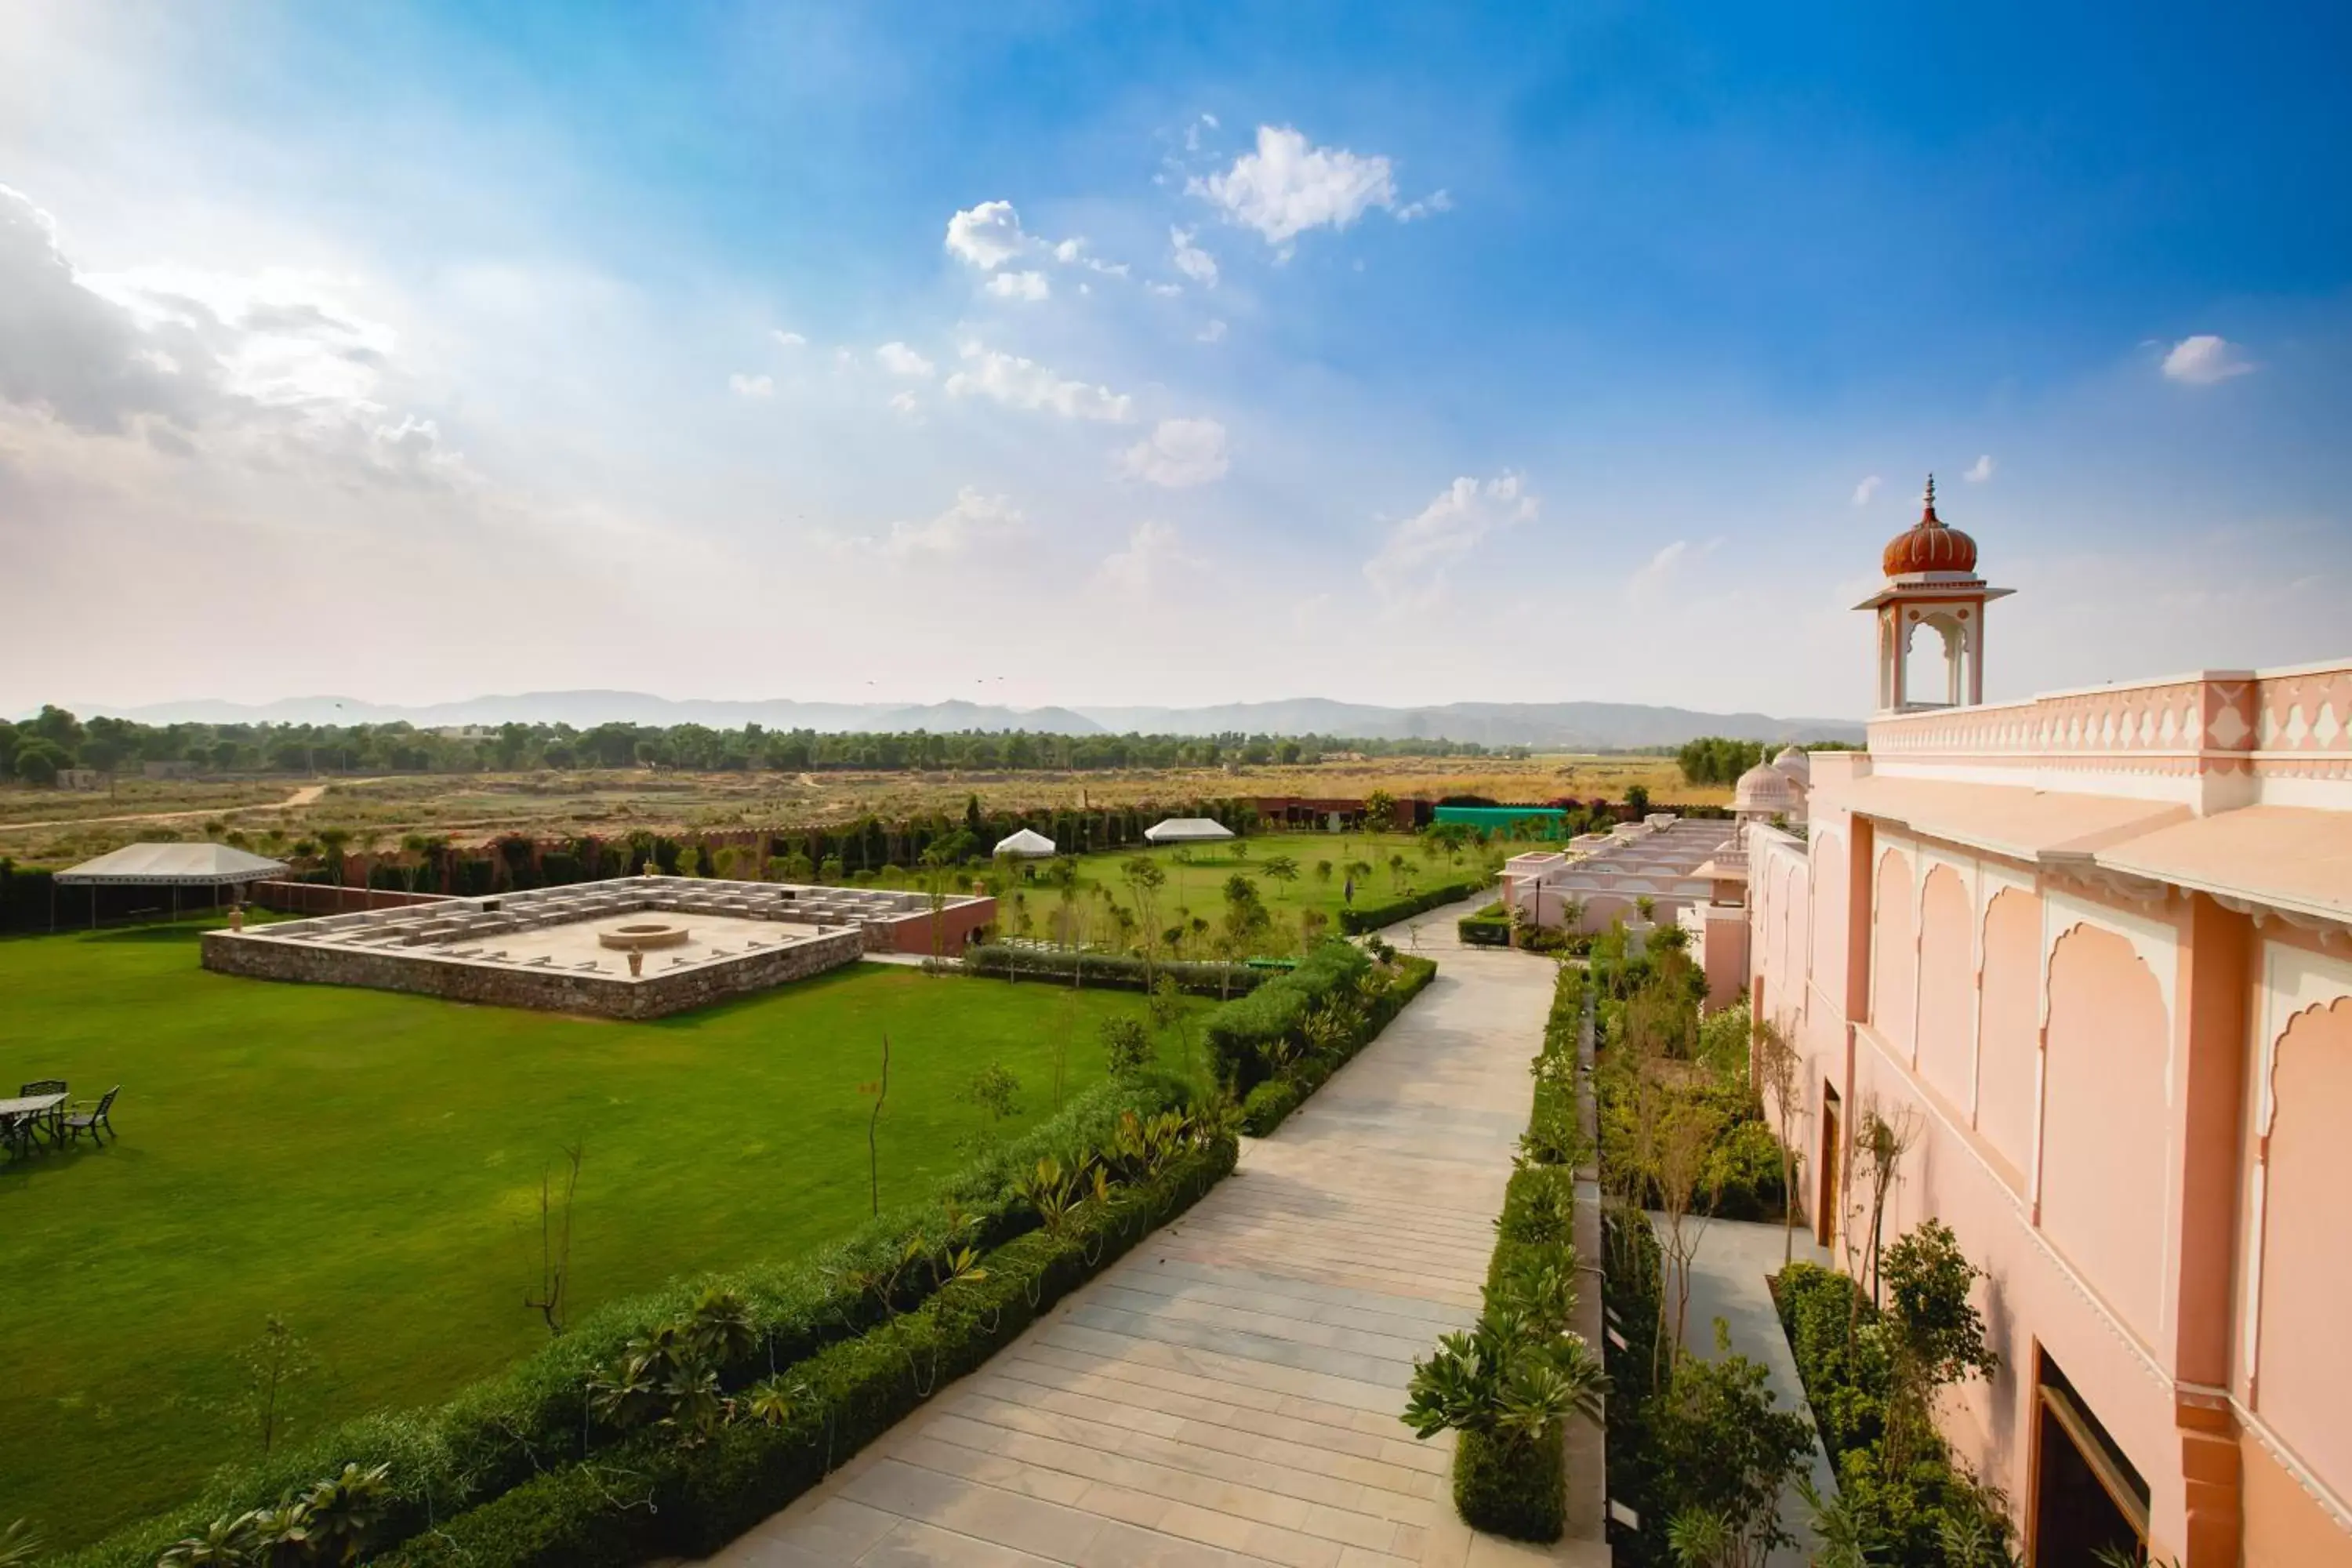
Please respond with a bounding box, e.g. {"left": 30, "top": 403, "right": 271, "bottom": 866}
{"left": 0, "top": 704, "right": 1530, "bottom": 784}
{"left": 1675, "top": 735, "right": 1859, "bottom": 787}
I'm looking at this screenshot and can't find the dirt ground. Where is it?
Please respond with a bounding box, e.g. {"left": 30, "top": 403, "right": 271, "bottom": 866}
{"left": 0, "top": 754, "right": 1720, "bottom": 864}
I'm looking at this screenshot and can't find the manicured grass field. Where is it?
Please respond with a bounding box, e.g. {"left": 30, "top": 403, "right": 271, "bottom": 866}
{"left": 992, "top": 829, "right": 1495, "bottom": 952}
{"left": 0, "top": 924, "right": 1188, "bottom": 1549}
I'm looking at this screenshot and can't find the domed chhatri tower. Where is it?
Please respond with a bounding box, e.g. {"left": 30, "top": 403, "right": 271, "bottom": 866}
{"left": 1733, "top": 744, "right": 1813, "bottom": 826}
{"left": 1855, "top": 476, "right": 2012, "bottom": 713}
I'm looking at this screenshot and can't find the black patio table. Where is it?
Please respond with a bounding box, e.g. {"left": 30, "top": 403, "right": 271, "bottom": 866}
{"left": 0, "top": 1091, "right": 67, "bottom": 1157}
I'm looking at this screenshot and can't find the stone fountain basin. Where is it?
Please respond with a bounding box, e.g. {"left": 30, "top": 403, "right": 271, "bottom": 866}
{"left": 598, "top": 920, "right": 691, "bottom": 952}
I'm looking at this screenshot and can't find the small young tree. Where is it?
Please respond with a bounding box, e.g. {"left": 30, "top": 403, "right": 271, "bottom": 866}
{"left": 1653, "top": 1090, "right": 1727, "bottom": 1362}
{"left": 960, "top": 1062, "right": 1022, "bottom": 1138}
{"left": 523, "top": 1142, "right": 584, "bottom": 1337}
{"left": 1653, "top": 1322, "right": 1817, "bottom": 1568}
{"left": 316, "top": 826, "right": 354, "bottom": 886}
{"left": 1879, "top": 1218, "right": 1999, "bottom": 1472}
{"left": 1755, "top": 1014, "right": 1806, "bottom": 1265}
{"left": 1363, "top": 788, "right": 1396, "bottom": 831}
{"left": 238, "top": 1316, "right": 316, "bottom": 1455}
{"left": 1099, "top": 1015, "right": 1153, "bottom": 1076}
{"left": 1121, "top": 856, "right": 1167, "bottom": 986}
{"left": 858, "top": 1036, "right": 891, "bottom": 1216}
{"left": 1852, "top": 1100, "right": 1921, "bottom": 1306}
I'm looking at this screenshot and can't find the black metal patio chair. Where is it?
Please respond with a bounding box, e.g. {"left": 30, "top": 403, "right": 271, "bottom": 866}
{"left": 63, "top": 1087, "right": 119, "bottom": 1147}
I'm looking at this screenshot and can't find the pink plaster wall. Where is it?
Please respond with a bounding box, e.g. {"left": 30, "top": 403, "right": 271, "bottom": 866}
{"left": 1810, "top": 829, "right": 1849, "bottom": 1027}
{"left": 2253, "top": 997, "right": 2352, "bottom": 1497}
{"left": 2042, "top": 924, "right": 2172, "bottom": 1346}
{"left": 1751, "top": 791, "right": 2352, "bottom": 1560}
{"left": 1916, "top": 864, "right": 1974, "bottom": 1110}
{"left": 1974, "top": 888, "right": 2042, "bottom": 1192}
{"left": 1872, "top": 848, "right": 1916, "bottom": 1054}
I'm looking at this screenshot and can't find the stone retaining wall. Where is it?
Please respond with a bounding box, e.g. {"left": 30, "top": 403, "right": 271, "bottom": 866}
{"left": 200, "top": 924, "right": 865, "bottom": 1020}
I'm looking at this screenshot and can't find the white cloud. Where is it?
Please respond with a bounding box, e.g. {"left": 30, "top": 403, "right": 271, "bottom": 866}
{"left": 1627, "top": 538, "right": 1722, "bottom": 604}
{"left": 1630, "top": 541, "right": 1689, "bottom": 599}
{"left": 727, "top": 372, "right": 774, "bottom": 398}
{"left": 944, "top": 200, "right": 1029, "bottom": 269}
{"left": 985, "top": 270, "right": 1051, "bottom": 303}
{"left": 770, "top": 329, "right": 806, "bottom": 348}
{"left": 2162, "top": 334, "right": 2253, "bottom": 385}
{"left": 1171, "top": 227, "right": 1219, "bottom": 288}
{"left": 1146, "top": 281, "right": 1182, "bottom": 298}
{"left": 1964, "top": 453, "right": 1994, "bottom": 483}
{"left": 944, "top": 343, "right": 1131, "bottom": 422}
{"left": 1051, "top": 238, "right": 1128, "bottom": 277}
{"left": 1197, "top": 319, "right": 1227, "bottom": 343}
{"left": 875, "top": 341, "right": 936, "bottom": 379}
{"left": 887, "top": 390, "right": 920, "bottom": 417}
{"left": 1119, "top": 417, "right": 1229, "bottom": 488}
{"left": 1191, "top": 126, "right": 1404, "bottom": 249}
{"left": 821, "top": 486, "right": 1027, "bottom": 561}
{"left": 1363, "top": 473, "right": 1537, "bottom": 602}
{"left": 1094, "top": 519, "right": 1192, "bottom": 597}
{"left": 0, "top": 183, "right": 470, "bottom": 494}
{"left": 1852, "top": 474, "right": 1882, "bottom": 506}
{"left": 1396, "top": 191, "right": 1453, "bottom": 222}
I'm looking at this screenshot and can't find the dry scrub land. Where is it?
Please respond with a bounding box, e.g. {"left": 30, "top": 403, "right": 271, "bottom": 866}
{"left": 0, "top": 754, "right": 1720, "bottom": 864}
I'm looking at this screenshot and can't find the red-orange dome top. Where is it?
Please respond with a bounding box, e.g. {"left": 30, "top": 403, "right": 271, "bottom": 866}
{"left": 1881, "top": 475, "right": 1978, "bottom": 575}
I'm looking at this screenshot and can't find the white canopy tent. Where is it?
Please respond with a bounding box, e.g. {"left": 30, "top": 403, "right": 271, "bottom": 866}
{"left": 1142, "top": 817, "right": 1236, "bottom": 844}
{"left": 53, "top": 842, "right": 289, "bottom": 928}
{"left": 990, "top": 828, "right": 1058, "bottom": 859}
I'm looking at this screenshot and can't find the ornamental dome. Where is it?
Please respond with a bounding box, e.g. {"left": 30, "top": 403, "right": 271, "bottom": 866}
{"left": 1734, "top": 760, "right": 1801, "bottom": 817}
{"left": 1770, "top": 746, "right": 1811, "bottom": 786}
{"left": 1881, "top": 475, "right": 1978, "bottom": 577}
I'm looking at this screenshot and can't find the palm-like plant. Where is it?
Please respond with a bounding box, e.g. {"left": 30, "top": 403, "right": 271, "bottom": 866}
{"left": 741, "top": 1376, "right": 808, "bottom": 1427}
{"left": 1665, "top": 1506, "right": 1736, "bottom": 1567}
{"left": 0, "top": 1521, "right": 42, "bottom": 1568}
{"left": 1402, "top": 1311, "right": 1606, "bottom": 1443}
{"left": 299, "top": 1461, "right": 391, "bottom": 1566}
{"left": 1797, "top": 1474, "right": 1889, "bottom": 1568}
{"left": 159, "top": 1511, "right": 262, "bottom": 1567}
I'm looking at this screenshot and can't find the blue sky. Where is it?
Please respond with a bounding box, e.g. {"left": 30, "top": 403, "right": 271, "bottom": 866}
{"left": 3, "top": 1, "right": 2347, "bottom": 720}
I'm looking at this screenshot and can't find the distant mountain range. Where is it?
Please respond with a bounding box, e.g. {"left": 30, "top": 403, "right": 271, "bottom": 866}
{"left": 49, "top": 691, "right": 1864, "bottom": 748}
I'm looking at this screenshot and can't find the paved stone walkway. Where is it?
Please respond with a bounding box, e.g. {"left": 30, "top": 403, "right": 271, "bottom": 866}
{"left": 709, "top": 910, "right": 1589, "bottom": 1567}
{"left": 1653, "top": 1215, "right": 1838, "bottom": 1566}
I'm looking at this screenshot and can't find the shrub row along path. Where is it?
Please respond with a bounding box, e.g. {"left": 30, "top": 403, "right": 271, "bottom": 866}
{"left": 1650, "top": 1214, "right": 1840, "bottom": 1566}
{"left": 708, "top": 898, "right": 1592, "bottom": 1568}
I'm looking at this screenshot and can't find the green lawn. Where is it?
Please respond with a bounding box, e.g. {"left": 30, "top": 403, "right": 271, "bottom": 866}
{"left": 0, "top": 924, "right": 1189, "bottom": 1548}
{"left": 991, "top": 830, "right": 1492, "bottom": 953}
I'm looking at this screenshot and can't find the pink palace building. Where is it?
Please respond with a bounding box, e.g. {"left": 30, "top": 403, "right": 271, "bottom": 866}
{"left": 1744, "top": 482, "right": 2352, "bottom": 1566}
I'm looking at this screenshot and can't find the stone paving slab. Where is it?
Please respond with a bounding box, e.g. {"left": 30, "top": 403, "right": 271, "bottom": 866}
{"left": 704, "top": 936, "right": 1587, "bottom": 1567}
{"left": 1653, "top": 1214, "right": 1837, "bottom": 1567}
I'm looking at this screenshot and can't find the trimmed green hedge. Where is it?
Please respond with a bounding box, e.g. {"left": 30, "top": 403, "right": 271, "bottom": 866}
{"left": 1407, "top": 961, "right": 1595, "bottom": 1542}
{"left": 1202, "top": 939, "right": 1370, "bottom": 1093}
{"left": 1233, "top": 954, "right": 1436, "bottom": 1135}
{"left": 1337, "top": 877, "right": 1485, "bottom": 934}
{"left": 1458, "top": 901, "right": 1512, "bottom": 947}
{"left": 1454, "top": 1423, "right": 1566, "bottom": 1541}
{"left": 379, "top": 1135, "right": 1237, "bottom": 1566}
{"left": 1240, "top": 1077, "right": 1305, "bottom": 1135}
{"left": 0, "top": 857, "right": 58, "bottom": 935}
{"left": 1775, "top": 1261, "right": 2014, "bottom": 1562}
{"left": 59, "top": 1073, "right": 1201, "bottom": 1568}
{"left": 961, "top": 944, "right": 1267, "bottom": 996}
